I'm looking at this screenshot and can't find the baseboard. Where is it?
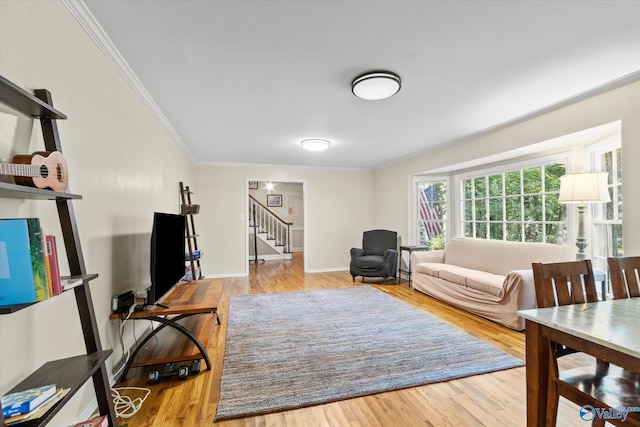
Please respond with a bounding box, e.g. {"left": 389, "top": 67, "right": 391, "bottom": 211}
{"left": 306, "top": 266, "right": 349, "bottom": 273}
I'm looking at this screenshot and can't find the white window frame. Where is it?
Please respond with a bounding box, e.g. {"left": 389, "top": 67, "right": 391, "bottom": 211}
{"left": 454, "top": 153, "right": 571, "bottom": 243}
{"left": 410, "top": 175, "right": 450, "bottom": 246}
{"left": 585, "top": 134, "right": 623, "bottom": 272}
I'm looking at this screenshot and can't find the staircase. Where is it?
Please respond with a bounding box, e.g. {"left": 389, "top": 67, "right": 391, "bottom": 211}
{"left": 249, "top": 195, "right": 293, "bottom": 260}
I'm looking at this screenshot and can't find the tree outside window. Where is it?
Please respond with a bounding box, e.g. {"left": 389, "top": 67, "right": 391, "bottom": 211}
{"left": 461, "top": 163, "right": 567, "bottom": 244}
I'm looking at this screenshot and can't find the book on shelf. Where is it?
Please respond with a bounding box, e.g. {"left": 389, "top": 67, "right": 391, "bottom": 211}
{"left": 4, "top": 387, "right": 69, "bottom": 425}
{"left": 60, "top": 276, "right": 83, "bottom": 291}
{"left": 0, "top": 218, "right": 41, "bottom": 306}
{"left": 72, "top": 414, "right": 108, "bottom": 427}
{"left": 42, "top": 228, "right": 54, "bottom": 299}
{"left": 27, "top": 219, "right": 49, "bottom": 301}
{"left": 1, "top": 384, "right": 56, "bottom": 419}
{"left": 45, "top": 235, "right": 62, "bottom": 296}
{"left": 185, "top": 249, "right": 202, "bottom": 260}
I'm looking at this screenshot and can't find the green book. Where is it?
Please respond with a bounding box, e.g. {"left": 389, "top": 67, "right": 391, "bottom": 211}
{"left": 26, "top": 219, "right": 49, "bottom": 301}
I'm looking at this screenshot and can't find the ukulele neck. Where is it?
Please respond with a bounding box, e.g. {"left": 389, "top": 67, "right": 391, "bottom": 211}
{"left": 0, "top": 162, "right": 41, "bottom": 178}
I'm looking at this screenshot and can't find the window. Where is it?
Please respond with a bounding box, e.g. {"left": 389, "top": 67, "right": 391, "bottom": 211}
{"left": 591, "top": 145, "right": 623, "bottom": 271}
{"left": 414, "top": 179, "right": 447, "bottom": 249}
{"left": 459, "top": 161, "right": 567, "bottom": 244}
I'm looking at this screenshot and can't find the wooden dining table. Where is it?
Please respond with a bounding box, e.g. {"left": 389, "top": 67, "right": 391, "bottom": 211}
{"left": 518, "top": 298, "right": 640, "bottom": 427}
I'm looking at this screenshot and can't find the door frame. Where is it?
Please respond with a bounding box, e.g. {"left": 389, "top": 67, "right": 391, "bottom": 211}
{"left": 245, "top": 178, "right": 307, "bottom": 275}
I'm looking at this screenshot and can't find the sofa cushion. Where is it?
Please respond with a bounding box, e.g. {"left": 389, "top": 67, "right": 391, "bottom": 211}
{"left": 414, "top": 262, "right": 442, "bottom": 277}
{"left": 467, "top": 271, "right": 505, "bottom": 298}
{"left": 414, "top": 262, "right": 505, "bottom": 298}
{"left": 438, "top": 268, "right": 469, "bottom": 287}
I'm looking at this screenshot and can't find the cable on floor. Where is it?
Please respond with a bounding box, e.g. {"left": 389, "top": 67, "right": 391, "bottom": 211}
{"left": 111, "top": 387, "right": 151, "bottom": 419}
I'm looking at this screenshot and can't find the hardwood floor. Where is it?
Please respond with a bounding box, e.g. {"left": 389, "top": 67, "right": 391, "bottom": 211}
{"left": 115, "top": 253, "right": 593, "bottom": 426}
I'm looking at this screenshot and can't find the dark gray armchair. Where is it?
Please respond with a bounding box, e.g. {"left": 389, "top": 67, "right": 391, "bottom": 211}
{"left": 350, "top": 229, "right": 398, "bottom": 283}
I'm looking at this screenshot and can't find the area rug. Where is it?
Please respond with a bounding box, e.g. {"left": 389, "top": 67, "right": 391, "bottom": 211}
{"left": 215, "top": 285, "right": 524, "bottom": 420}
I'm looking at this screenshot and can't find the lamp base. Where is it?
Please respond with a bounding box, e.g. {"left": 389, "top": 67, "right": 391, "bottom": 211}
{"left": 575, "top": 204, "right": 588, "bottom": 260}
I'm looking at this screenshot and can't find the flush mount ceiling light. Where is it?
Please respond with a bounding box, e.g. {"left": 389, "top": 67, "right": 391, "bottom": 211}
{"left": 352, "top": 71, "right": 401, "bottom": 100}
{"left": 301, "top": 139, "right": 331, "bottom": 151}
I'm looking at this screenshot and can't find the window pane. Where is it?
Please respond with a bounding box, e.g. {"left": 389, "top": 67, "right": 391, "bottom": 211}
{"left": 524, "top": 222, "right": 543, "bottom": 242}
{"left": 617, "top": 148, "right": 622, "bottom": 183}
{"left": 489, "top": 198, "right": 503, "bottom": 221}
{"left": 505, "top": 196, "right": 521, "bottom": 221}
{"left": 488, "top": 174, "right": 502, "bottom": 197}
{"left": 607, "top": 187, "right": 614, "bottom": 220}
{"left": 544, "top": 163, "right": 565, "bottom": 192}
{"left": 464, "top": 179, "right": 473, "bottom": 199}
{"left": 524, "top": 195, "right": 542, "bottom": 221}
{"left": 612, "top": 224, "right": 623, "bottom": 256}
{"left": 476, "top": 222, "right": 487, "bottom": 239}
{"left": 618, "top": 189, "right": 623, "bottom": 219}
{"left": 505, "top": 171, "right": 521, "bottom": 196}
{"left": 545, "top": 224, "right": 567, "bottom": 245}
{"left": 465, "top": 200, "right": 473, "bottom": 221}
{"left": 474, "top": 177, "right": 486, "bottom": 198}
{"left": 523, "top": 167, "right": 541, "bottom": 194}
{"left": 544, "top": 194, "right": 564, "bottom": 221}
{"left": 464, "top": 222, "right": 473, "bottom": 237}
{"left": 605, "top": 152, "right": 613, "bottom": 184}
{"left": 506, "top": 223, "right": 521, "bottom": 241}
{"left": 475, "top": 199, "right": 486, "bottom": 221}
{"left": 490, "top": 223, "right": 503, "bottom": 240}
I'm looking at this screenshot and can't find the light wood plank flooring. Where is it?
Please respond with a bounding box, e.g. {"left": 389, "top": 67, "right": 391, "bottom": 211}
{"left": 115, "top": 253, "right": 593, "bottom": 426}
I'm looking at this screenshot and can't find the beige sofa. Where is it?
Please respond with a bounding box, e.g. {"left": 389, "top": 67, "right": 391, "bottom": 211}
{"left": 410, "top": 237, "right": 575, "bottom": 330}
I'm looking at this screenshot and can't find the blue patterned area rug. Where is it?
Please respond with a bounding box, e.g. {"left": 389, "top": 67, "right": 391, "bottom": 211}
{"left": 215, "top": 285, "right": 523, "bottom": 420}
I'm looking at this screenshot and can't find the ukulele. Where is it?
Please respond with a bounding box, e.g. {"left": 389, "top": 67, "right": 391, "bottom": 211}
{"left": 0, "top": 151, "right": 69, "bottom": 192}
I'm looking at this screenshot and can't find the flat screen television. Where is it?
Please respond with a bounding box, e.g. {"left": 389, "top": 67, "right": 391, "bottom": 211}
{"left": 148, "top": 212, "right": 186, "bottom": 307}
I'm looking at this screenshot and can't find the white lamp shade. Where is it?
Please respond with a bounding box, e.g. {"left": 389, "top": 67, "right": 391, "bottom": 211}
{"left": 558, "top": 172, "right": 611, "bottom": 204}
{"left": 352, "top": 71, "right": 401, "bottom": 100}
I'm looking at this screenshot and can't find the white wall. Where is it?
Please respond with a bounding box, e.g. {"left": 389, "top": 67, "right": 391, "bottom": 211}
{"left": 194, "top": 164, "right": 375, "bottom": 275}
{"left": 0, "top": 1, "right": 194, "bottom": 423}
{"left": 374, "top": 80, "right": 640, "bottom": 255}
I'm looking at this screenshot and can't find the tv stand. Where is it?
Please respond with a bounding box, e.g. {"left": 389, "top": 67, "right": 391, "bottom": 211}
{"left": 111, "top": 279, "right": 223, "bottom": 382}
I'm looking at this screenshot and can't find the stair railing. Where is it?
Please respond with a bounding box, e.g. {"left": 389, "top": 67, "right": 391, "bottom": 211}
{"left": 249, "top": 195, "right": 292, "bottom": 254}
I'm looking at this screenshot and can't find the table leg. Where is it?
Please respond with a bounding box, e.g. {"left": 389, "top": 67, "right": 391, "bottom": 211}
{"left": 525, "top": 320, "right": 549, "bottom": 427}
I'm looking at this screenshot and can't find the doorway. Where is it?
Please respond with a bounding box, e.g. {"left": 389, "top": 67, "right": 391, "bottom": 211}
{"left": 246, "top": 179, "right": 306, "bottom": 273}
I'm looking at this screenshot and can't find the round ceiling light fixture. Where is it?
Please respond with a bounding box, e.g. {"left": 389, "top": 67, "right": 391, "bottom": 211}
{"left": 352, "top": 71, "right": 401, "bottom": 100}
{"left": 301, "top": 139, "right": 331, "bottom": 151}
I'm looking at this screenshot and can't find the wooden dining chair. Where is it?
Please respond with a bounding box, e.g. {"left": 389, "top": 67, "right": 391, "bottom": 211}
{"left": 608, "top": 256, "right": 640, "bottom": 300}
{"left": 531, "top": 260, "right": 640, "bottom": 427}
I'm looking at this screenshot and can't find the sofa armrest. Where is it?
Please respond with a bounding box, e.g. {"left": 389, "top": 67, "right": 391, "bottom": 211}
{"left": 411, "top": 249, "right": 445, "bottom": 265}
{"left": 504, "top": 269, "right": 537, "bottom": 311}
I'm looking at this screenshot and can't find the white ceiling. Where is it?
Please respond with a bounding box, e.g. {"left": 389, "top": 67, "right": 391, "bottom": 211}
{"left": 77, "top": 0, "right": 640, "bottom": 170}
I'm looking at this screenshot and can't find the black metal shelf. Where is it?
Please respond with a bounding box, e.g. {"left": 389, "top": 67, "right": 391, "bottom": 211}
{"left": 4, "top": 351, "right": 112, "bottom": 427}
{"left": 0, "top": 274, "right": 98, "bottom": 314}
{"left": 0, "top": 182, "right": 81, "bottom": 200}
{"left": 0, "top": 74, "right": 120, "bottom": 427}
{"left": 0, "top": 75, "right": 66, "bottom": 119}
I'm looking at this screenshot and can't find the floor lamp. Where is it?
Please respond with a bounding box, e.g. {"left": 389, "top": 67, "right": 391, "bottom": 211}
{"left": 558, "top": 172, "right": 611, "bottom": 260}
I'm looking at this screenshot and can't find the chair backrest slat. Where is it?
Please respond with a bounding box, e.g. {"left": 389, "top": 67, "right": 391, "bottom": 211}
{"left": 532, "top": 260, "right": 598, "bottom": 309}
{"left": 608, "top": 256, "right": 640, "bottom": 299}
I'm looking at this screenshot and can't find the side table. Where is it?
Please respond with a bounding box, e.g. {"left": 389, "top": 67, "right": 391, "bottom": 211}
{"left": 594, "top": 269, "right": 607, "bottom": 300}
{"left": 398, "top": 245, "right": 429, "bottom": 287}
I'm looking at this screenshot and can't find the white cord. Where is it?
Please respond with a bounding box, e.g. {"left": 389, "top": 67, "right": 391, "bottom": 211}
{"left": 111, "top": 387, "right": 151, "bottom": 419}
